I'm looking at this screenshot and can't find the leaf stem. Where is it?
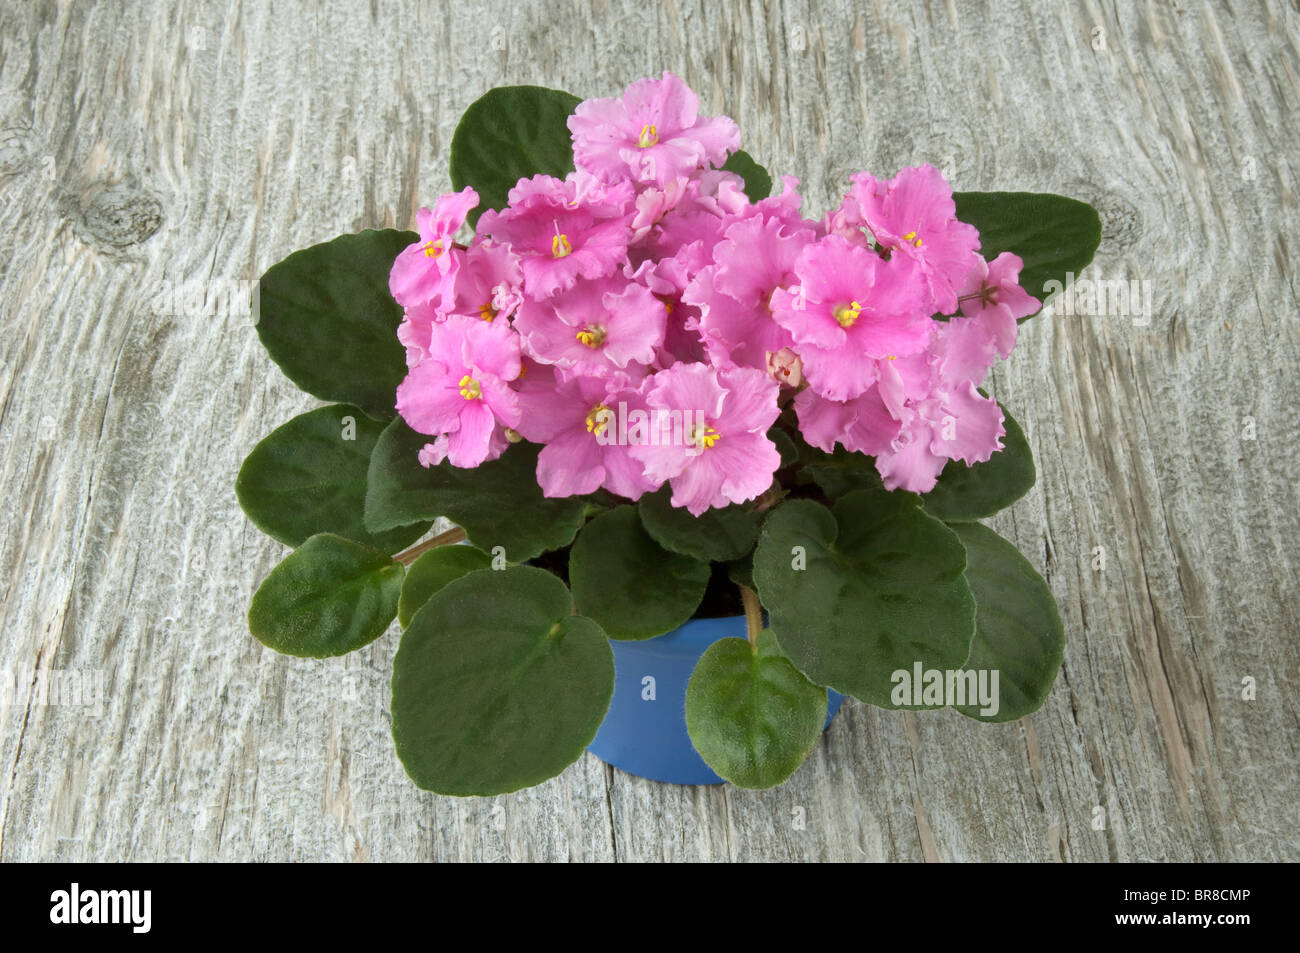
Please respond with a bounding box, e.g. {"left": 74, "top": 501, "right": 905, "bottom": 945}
{"left": 394, "top": 526, "right": 467, "bottom": 566}
{"left": 740, "top": 586, "right": 762, "bottom": 648}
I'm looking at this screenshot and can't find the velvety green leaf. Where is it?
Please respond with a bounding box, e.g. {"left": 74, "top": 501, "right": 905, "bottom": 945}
{"left": 726, "top": 553, "right": 755, "bottom": 592}
{"left": 953, "top": 192, "right": 1102, "bottom": 316}
{"left": 753, "top": 492, "right": 976, "bottom": 707}
{"left": 236, "top": 404, "right": 429, "bottom": 552}
{"left": 950, "top": 522, "right": 1064, "bottom": 722}
{"left": 391, "top": 565, "right": 614, "bottom": 795}
{"left": 450, "top": 85, "right": 582, "bottom": 227}
{"left": 801, "top": 444, "right": 891, "bottom": 501}
{"left": 254, "top": 229, "right": 414, "bottom": 419}
{"left": 637, "top": 487, "right": 761, "bottom": 562}
{"left": 569, "top": 505, "right": 710, "bottom": 640}
{"left": 398, "top": 544, "right": 493, "bottom": 628}
{"left": 720, "top": 149, "right": 773, "bottom": 200}
{"left": 365, "top": 417, "right": 588, "bottom": 561}
{"left": 248, "top": 533, "right": 403, "bottom": 658}
{"left": 685, "top": 629, "right": 827, "bottom": 788}
{"left": 921, "top": 402, "right": 1035, "bottom": 522}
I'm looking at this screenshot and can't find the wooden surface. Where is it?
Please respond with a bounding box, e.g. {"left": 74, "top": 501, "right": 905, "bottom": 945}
{"left": 0, "top": 0, "right": 1296, "bottom": 862}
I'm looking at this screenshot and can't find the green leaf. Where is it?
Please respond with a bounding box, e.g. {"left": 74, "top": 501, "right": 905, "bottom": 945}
{"left": 801, "top": 445, "right": 892, "bottom": 501}
{"left": 720, "top": 149, "right": 773, "bottom": 200}
{"left": 637, "top": 487, "right": 761, "bottom": 562}
{"left": 569, "top": 505, "right": 710, "bottom": 640}
{"left": 949, "top": 523, "right": 1064, "bottom": 722}
{"left": 398, "top": 544, "right": 494, "bottom": 628}
{"left": 254, "top": 229, "right": 414, "bottom": 419}
{"left": 753, "top": 492, "right": 976, "bottom": 707}
{"left": 236, "top": 404, "right": 429, "bottom": 552}
{"left": 391, "top": 565, "right": 614, "bottom": 795}
{"left": 953, "top": 192, "right": 1102, "bottom": 316}
{"left": 450, "top": 85, "right": 582, "bottom": 228}
{"left": 726, "top": 553, "right": 755, "bottom": 591}
{"left": 365, "top": 417, "right": 588, "bottom": 561}
{"left": 921, "top": 402, "right": 1035, "bottom": 522}
{"left": 685, "top": 629, "right": 827, "bottom": 788}
{"left": 248, "top": 533, "right": 403, "bottom": 658}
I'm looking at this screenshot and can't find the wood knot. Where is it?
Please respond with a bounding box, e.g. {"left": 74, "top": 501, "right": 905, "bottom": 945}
{"left": 79, "top": 186, "right": 163, "bottom": 247}
{"left": 1066, "top": 182, "right": 1142, "bottom": 255}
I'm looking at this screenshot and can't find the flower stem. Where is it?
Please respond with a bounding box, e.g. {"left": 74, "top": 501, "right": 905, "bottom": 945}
{"left": 394, "top": 526, "right": 467, "bottom": 566}
{"left": 740, "top": 586, "right": 762, "bottom": 648}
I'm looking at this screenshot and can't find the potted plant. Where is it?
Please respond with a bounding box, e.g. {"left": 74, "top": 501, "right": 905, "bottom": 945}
{"left": 236, "top": 73, "right": 1101, "bottom": 794}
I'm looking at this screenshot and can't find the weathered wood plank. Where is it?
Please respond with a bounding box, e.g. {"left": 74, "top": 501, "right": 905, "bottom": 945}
{"left": 0, "top": 0, "right": 1295, "bottom": 861}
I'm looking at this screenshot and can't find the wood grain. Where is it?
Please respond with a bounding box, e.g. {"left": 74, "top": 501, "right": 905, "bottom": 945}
{"left": 0, "top": 0, "right": 1296, "bottom": 862}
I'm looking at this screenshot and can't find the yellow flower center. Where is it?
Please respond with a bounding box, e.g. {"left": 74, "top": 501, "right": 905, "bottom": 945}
{"left": 478, "top": 301, "right": 497, "bottom": 322}
{"left": 575, "top": 326, "right": 606, "bottom": 348}
{"left": 585, "top": 404, "right": 612, "bottom": 436}
{"left": 902, "top": 230, "right": 923, "bottom": 248}
{"left": 691, "top": 423, "right": 721, "bottom": 450}
{"left": 458, "top": 375, "right": 482, "bottom": 400}
{"left": 833, "top": 300, "right": 864, "bottom": 328}
{"left": 552, "top": 233, "right": 573, "bottom": 258}
{"left": 638, "top": 124, "right": 658, "bottom": 148}
{"left": 423, "top": 239, "right": 444, "bottom": 258}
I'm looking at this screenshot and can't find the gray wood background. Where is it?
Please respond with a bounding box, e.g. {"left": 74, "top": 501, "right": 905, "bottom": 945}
{"left": 0, "top": 0, "right": 1296, "bottom": 862}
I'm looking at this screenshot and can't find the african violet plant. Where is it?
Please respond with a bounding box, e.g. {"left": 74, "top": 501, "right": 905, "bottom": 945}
{"left": 237, "top": 73, "right": 1100, "bottom": 794}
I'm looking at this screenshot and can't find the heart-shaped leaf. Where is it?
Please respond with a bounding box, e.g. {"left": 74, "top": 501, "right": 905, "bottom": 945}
{"left": 949, "top": 522, "right": 1064, "bottom": 722}
{"left": 236, "top": 404, "right": 429, "bottom": 552}
{"left": 720, "top": 149, "right": 773, "bottom": 201}
{"left": 637, "top": 487, "right": 761, "bottom": 562}
{"left": 248, "top": 533, "right": 403, "bottom": 658}
{"left": 254, "top": 229, "right": 414, "bottom": 419}
{"left": 398, "top": 544, "right": 493, "bottom": 628}
{"left": 953, "top": 192, "right": 1102, "bottom": 316}
{"left": 921, "top": 402, "right": 1035, "bottom": 522}
{"left": 391, "top": 565, "right": 614, "bottom": 795}
{"left": 685, "top": 629, "right": 827, "bottom": 788}
{"left": 569, "top": 505, "right": 710, "bottom": 640}
{"left": 753, "top": 492, "right": 976, "bottom": 707}
{"left": 365, "top": 417, "right": 588, "bottom": 561}
{"left": 450, "top": 85, "right": 582, "bottom": 228}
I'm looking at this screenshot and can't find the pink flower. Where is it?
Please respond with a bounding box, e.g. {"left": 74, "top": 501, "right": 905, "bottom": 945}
{"left": 870, "top": 346, "right": 1006, "bottom": 493}
{"left": 771, "top": 235, "right": 933, "bottom": 400}
{"left": 515, "top": 373, "right": 658, "bottom": 500}
{"left": 389, "top": 188, "right": 479, "bottom": 308}
{"left": 846, "top": 165, "right": 980, "bottom": 315}
{"left": 417, "top": 426, "right": 510, "bottom": 469}
{"left": 943, "top": 251, "right": 1037, "bottom": 379}
{"left": 514, "top": 275, "right": 666, "bottom": 376}
{"left": 477, "top": 173, "right": 632, "bottom": 298}
{"left": 629, "top": 363, "right": 781, "bottom": 515}
{"left": 568, "top": 71, "right": 740, "bottom": 187}
{"left": 794, "top": 384, "right": 900, "bottom": 456}
{"left": 443, "top": 240, "right": 524, "bottom": 324}
{"left": 397, "top": 299, "right": 442, "bottom": 367}
{"left": 686, "top": 214, "right": 813, "bottom": 370}
{"left": 395, "top": 315, "right": 521, "bottom": 468}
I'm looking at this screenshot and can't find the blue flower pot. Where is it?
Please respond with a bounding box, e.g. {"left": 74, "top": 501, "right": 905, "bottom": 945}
{"left": 587, "top": 615, "right": 846, "bottom": 785}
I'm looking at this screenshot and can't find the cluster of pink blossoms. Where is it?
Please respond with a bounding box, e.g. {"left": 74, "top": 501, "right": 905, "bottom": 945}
{"left": 390, "top": 73, "right": 1039, "bottom": 516}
